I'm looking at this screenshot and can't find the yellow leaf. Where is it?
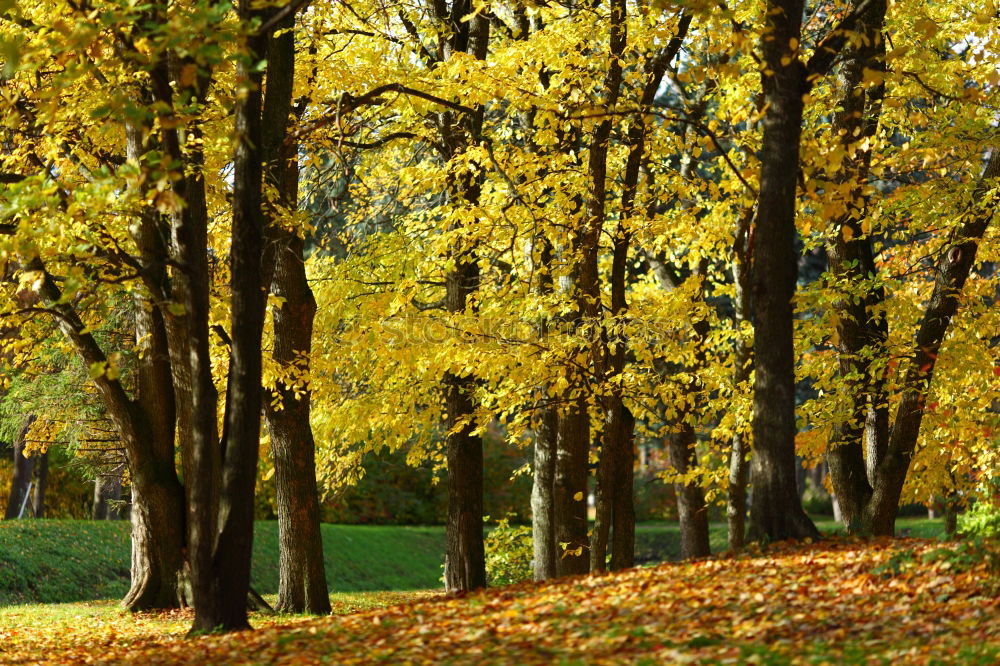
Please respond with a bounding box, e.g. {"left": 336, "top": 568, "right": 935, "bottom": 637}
{"left": 914, "top": 18, "right": 938, "bottom": 38}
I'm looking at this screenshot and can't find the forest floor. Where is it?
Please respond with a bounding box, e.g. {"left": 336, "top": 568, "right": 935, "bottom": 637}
{"left": 1, "top": 536, "right": 996, "bottom": 665}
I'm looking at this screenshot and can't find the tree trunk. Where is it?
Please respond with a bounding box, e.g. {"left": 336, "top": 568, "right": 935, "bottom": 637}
{"left": 667, "top": 424, "right": 710, "bottom": 558}
{"left": 442, "top": 206, "right": 486, "bottom": 593}
{"left": 266, "top": 235, "right": 330, "bottom": 614}
{"left": 123, "top": 474, "right": 187, "bottom": 611}
{"left": 727, "top": 210, "right": 753, "bottom": 549}
{"left": 577, "top": 0, "right": 627, "bottom": 576}
{"left": 123, "top": 120, "right": 188, "bottom": 612}
{"left": 747, "top": 0, "right": 820, "bottom": 542}
{"left": 125, "top": 272, "right": 186, "bottom": 611}
{"left": 93, "top": 475, "right": 123, "bottom": 520}
{"left": 439, "top": 9, "right": 490, "bottom": 595}
{"left": 30, "top": 450, "right": 46, "bottom": 518}
{"left": 823, "top": 0, "right": 888, "bottom": 532}
{"left": 145, "top": 46, "right": 224, "bottom": 626}
{"left": 260, "top": 13, "right": 330, "bottom": 615}
{"left": 609, "top": 407, "right": 635, "bottom": 570}
{"left": 4, "top": 416, "right": 36, "bottom": 519}
{"left": 443, "top": 371, "right": 486, "bottom": 593}
{"left": 592, "top": 404, "right": 637, "bottom": 572}
{"left": 531, "top": 404, "right": 558, "bottom": 581}
{"left": 554, "top": 398, "right": 590, "bottom": 576}
{"left": 861, "top": 149, "right": 1000, "bottom": 535}
{"left": 191, "top": 5, "right": 270, "bottom": 630}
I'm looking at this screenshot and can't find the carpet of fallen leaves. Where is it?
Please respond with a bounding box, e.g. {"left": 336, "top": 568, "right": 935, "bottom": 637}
{"left": 2, "top": 538, "right": 998, "bottom": 664}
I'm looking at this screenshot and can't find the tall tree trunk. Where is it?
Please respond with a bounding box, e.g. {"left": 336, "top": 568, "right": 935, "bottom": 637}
{"left": 531, "top": 403, "right": 558, "bottom": 581}
{"left": 266, "top": 239, "right": 330, "bottom": 614}
{"left": 727, "top": 207, "right": 754, "bottom": 549}
{"left": 439, "top": 7, "right": 490, "bottom": 594}
{"left": 4, "top": 415, "right": 36, "bottom": 519}
{"left": 266, "top": 234, "right": 330, "bottom": 613}
{"left": 747, "top": 0, "right": 820, "bottom": 542}
{"left": 667, "top": 423, "right": 710, "bottom": 558}
{"left": 444, "top": 366, "right": 486, "bottom": 593}
{"left": 261, "top": 12, "right": 330, "bottom": 616}
{"left": 31, "top": 450, "right": 47, "bottom": 518}
{"left": 554, "top": 397, "right": 590, "bottom": 576}
{"left": 592, "top": 16, "right": 690, "bottom": 572}
{"left": 861, "top": 149, "right": 1000, "bottom": 534}
{"left": 579, "top": 0, "right": 627, "bottom": 575}
{"left": 123, "top": 121, "right": 188, "bottom": 612}
{"left": 191, "top": 3, "right": 270, "bottom": 630}
{"left": 146, "top": 44, "right": 223, "bottom": 626}
{"left": 823, "top": 0, "right": 887, "bottom": 532}
{"left": 608, "top": 407, "right": 635, "bottom": 570}
{"left": 125, "top": 268, "right": 186, "bottom": 611}
{"left": 93, "top": 474, "right": 123, "bottom": 520}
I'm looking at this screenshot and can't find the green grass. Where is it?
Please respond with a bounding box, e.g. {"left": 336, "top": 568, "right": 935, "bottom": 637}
{"left": 250, "top": 523, "right": 444, "bottom": 594}
{"left": 0, "top": 520, "right": 445, "bottom": 605}
{"left": 633, "top": 516, "right": 944, "bottom": 562}
{"left": 0, "top": 516, "right": 945, "bottom": 605}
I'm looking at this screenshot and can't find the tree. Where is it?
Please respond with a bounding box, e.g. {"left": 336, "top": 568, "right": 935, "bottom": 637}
{"left": 4, "top": 415, "right": 36, "bottom": 519}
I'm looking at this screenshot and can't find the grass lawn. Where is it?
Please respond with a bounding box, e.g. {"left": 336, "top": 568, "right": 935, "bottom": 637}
{"left": 0, "top": 520, "right": 445, "bottom": 605}
{"left": 0, "top": 516, "right": 945, "bottom": 605}
{"left": 634, "top": 516, "right": 943, "bottom": 562}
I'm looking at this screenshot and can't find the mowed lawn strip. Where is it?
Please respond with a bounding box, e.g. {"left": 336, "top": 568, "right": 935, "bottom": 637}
{"left": 0, "top": 517, "right": 946, "bottom": 604}
{"left": 6, "top": 537, "right": 994, "bottom": 665}
{"left": 0, "top": 521, "right": 446, "bottom": 604}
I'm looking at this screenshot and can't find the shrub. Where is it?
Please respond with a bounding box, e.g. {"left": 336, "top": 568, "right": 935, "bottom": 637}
{"left": 633, "top": 469, "right": 677, "bottom": 522}
{"left": 800, "top": 477, "right": 833, "bottom": 516}
{"left": 957, "top": 502, "right": 1000, "bottom": 540}
{"left": 484, "top": 517, "right": 533, "bottom": 586}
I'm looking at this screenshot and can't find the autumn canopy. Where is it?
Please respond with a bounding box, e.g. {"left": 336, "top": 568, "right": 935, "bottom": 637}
{"left": 0, "top": 0, "right": 998, "bottom": 645}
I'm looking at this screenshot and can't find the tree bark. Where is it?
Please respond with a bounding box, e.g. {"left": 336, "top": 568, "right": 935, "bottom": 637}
{"left": 554, "top": 397, "right": 590, "bottom": 576}
{"left": 608, "top": 408, "right": 635, "bottom": 570}
{"left": 823, "top": 0, "right": 888, "bottom": 532}
{"left": 861, "top": 149, "right": 1000, "bottom": 535}
{"left": 438, "top": 6, "right": 490, "bottom": 595}
{"left": 443, "top": 366, "right": 486, "bottom": 593}
{"left": 531, "top": 403, "right": 558, "bottom": 581}
{"left": 727, "top": 207, "right": 754, "bottom": 549}
{"left": 747, "top": 0, "right": 820, "bottom": 542}
{"left": 260, "top": 12, "right": 331, "bottom": 616}
{"left": 190, "top": 2, "right": 270, "bottom": 630}
{"left": 4, "top": 415, "right": 36, "bottom": 519}
{"left": 577, "top": 0, "right": 627, "bottom": 575}
{"left": 123, "top": 120, "right": 188, "bottom": 612}
{"left": 29, "top": 450, "right": 46, "bottom": 518}
{"left": 93, "top": 474, "right": 123, "bottom": 520}
{"left": 266, "top": 235, "right": 330, "bottom": 613}
{"left": 667, "top": 423, "right": 710, "bottom": 558}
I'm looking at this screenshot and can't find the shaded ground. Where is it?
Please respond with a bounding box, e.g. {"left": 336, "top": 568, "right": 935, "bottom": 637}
{"left": 0, "top": 521, "right": 445, "bottom": 604}
{"left": 2, "top": 537, "right": 995, "bottom": 664}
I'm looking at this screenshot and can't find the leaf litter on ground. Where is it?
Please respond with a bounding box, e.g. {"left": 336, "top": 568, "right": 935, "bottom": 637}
{"left": 1, "top": 537, "right": 997, "bottom": 664}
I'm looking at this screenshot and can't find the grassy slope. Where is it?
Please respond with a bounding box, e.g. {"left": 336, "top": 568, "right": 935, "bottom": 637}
{"left": 0, "top": 520, "right": 445, "bottom": 605}
{"left": 633, "top": 516, "right": 942, "bottom": 562}
{"left": 0, "top": 517, "right": 943, "bottom": 605}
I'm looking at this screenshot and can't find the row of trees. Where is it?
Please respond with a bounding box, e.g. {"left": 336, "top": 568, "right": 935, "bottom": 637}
{"left": 0, "top": 0, "right": 998, "bottom": 633}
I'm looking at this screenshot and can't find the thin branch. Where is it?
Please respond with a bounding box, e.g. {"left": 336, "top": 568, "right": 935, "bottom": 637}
{"left": 255, "top": 0, "right": 312, "bottom": 37}
{"left": 805, "top": 0, "right": 878, "bottom": 82}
